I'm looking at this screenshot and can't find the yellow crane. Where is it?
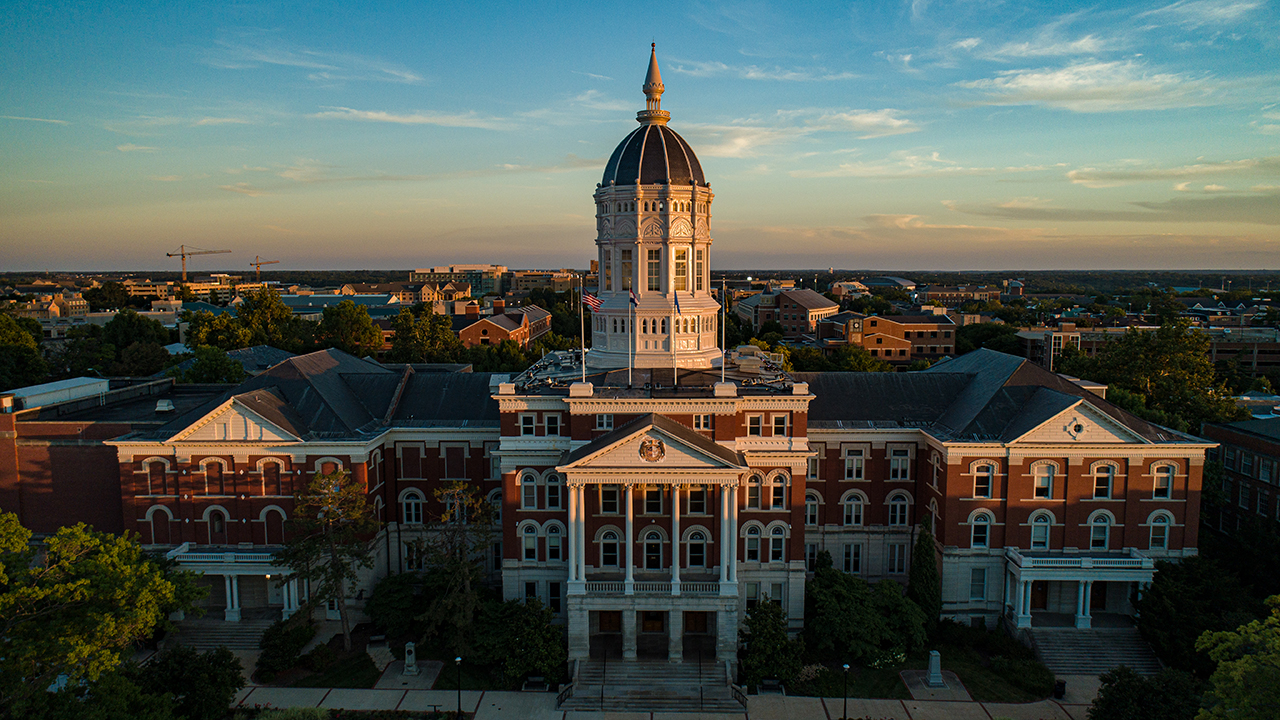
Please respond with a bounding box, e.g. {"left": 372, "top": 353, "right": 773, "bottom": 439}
{"left": 250, "top": 256, "right": 280, "bottom": 281}
{"left": 167, "top": 245, "right": 231, "bottom": 282}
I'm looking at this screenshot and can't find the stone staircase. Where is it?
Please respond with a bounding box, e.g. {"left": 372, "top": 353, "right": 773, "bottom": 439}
{"left": 169, "top": 619, "right": 276, "bottom": 651}
{"left": 561, "top": 658, "right": 744, "bottom": 713}
{"left": 1029, "top": 627, "right": 1163, "bottom": 676}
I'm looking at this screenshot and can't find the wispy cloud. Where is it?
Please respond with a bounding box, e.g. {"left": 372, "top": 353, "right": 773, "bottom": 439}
{"left": 671, "top": 59, "right": 856, "bottom": 82}
{"left": 150, "top": 175, "right": 182, "bottom": 182}
{"left": 310, "top": 106, "right": 510, "bottom": 130}
{"left": 571, "top": 90, "right": 631, "bottom": 112}
{"left": 263, "top": 225, "right": 302, "bottom": 235}
{"left": 116, "top": 143, "right": 157, "bottom": 152}
{"left": 947, "top": 185, "right": 1280, "bottom": 225}
{"left": 812, "top": 110, "right": 919, "bottom": 139}
{"left": 983, "top": 34, "right": 1108, "bottom": 59}
{"left": 679, "top": 108, "right": 919, "bottom": 158}
{"left": 790, "top": 149, "right": 1058, "bottom": 179}
{"left": 203, "top": 36, "right": 422, "bottom": 85}
{"left": 1066, "top": 157, "right": 1279, "bottom": 187}
{"left": 955, "top": 60, "right": 1219, "bottom": 112}
{"left": 194, "top": 117, "right": 252, "bottom": 126}
{"left": 1, "top": 115, "right": 69, "bottom": 125}
{"left": 572, "top": 70, "right": 614, "bottom": 81}
{"left": 219, "top": 182, "right": 268, "bottom": 197}
{"left": 1137, "top": 0, "right": 1263, "bottom": 27}
{"left": 273, "top": 154, "right": 603, "bottom": 185}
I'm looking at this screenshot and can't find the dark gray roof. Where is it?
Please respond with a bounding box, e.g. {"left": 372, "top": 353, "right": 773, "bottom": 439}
{"left": 782, "top": 288, "right": 838, "bottom": 311}
{"left": 794, "top": 372, "right": 969, "bottom": 427}
{"left": 1207, "top": 416, "right": 1280, "bottom": 442}
{"left": 601, "top": 124, "right": 707, "bottom": 187}
{"left": 564, "top": 413, "right": 744, "bottom": 467}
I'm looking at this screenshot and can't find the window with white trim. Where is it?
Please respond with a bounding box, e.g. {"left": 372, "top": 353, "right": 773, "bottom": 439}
{"left": 694, "top": 414, "right": 712, "bottom": 431}
{"left": 644, "top": 530, "right": 663, "bottom": 569}
{"left": 522, "top": 525, "right": 538, "bottom": 560}
{"left": 769, "top": 526, "right": 786, "bottom": 562}
{"left": 843, "top": 543, "right": 862, "bottom": 574}
{"left": 889, "top": 449, "right": 911, "bottom": 480}
{"left": 519, "top": 414, "right": 536, "bottom": 436}
{"left": 1094, "top": 464, "right": 1114, "bottom": 499}
{"left": 770, "top": 476, "right": 786, "bottom": 510}
{"left": 974, "top": 464, "right": 993, "bottom": 498}
{"left": 745, "top": 526, "right": 761, "bottom": 561}
{"left": 1149, "top": 514, "right": 1170, "bottom": 550}
{"left": 546, "top": 526, "right": 563, "bottom": 561}
{"left": 544, "top": 414, "right": 560, "bottom": 436}
{"left": 600, "top": 530, "right": 620, "bottom": 566}
{"left": 600, "top": 486, "right": 619, "bottom": 514}
{"left": 888, "top": 493, "right": 910, "bottom": 526}
{"left": 521, "top": 475, "right": 537, "bottom": 509}
{"left": 595, "top": 414, "right": 614, "bottom": 431}
{"left": 545, "top": 474, "right": 562, "bottom": 510}
{"left": 970, "top": 568, "right": 986, "bottom": 601}
{"left": 1090, "top": 514, "right": 1111, "bottom": 550}
{"left": 1033, "top": 464, "right": 1055, "bottom": 499}
{"left": 688, "top": 531, "right": 707, "bottom": 567}
{"left": 402, "top": 491, "right": 424, "bottom": 525}
{"left": 804, "top": 493, "right": 820, "bottom": 526}
{"left": 772, "top": 414, "right": 788, "bottom": 436}
{"left": 644, "top": 487, "right": 662, "bottom": 514}
{"left": 844, "top": 448, "right": 864, "bottom": 480}
{"left": 1153, "top": 465, "right": 1174, "bottom": 499}
{"left": 843, "top": 494, "right": 864, "bottom": 526}
{"left": 888, "top": 542, "right": 907, "bottom": 574}
{"left": 688, "top": 487, "right": 707, "bottom": 514}
{"left": 747, "top": 415, "right": 763, "bottom": 436}
{"left": 971, "top": 512, "right": 992, "bottom": 548}
{"left": 1031, "top": 513, "right": 1051, "bottom": 550}
{"left": 747, "top": 474, "right": 763, "bottom": 509}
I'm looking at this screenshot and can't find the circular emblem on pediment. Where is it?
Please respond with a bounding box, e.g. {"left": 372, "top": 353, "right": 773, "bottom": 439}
{"left": 639, "top": 438, "right": 666, "bottom": 462}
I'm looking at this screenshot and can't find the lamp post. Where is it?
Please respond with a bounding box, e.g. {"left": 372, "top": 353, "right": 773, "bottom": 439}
{"left": 842, "top": 663, "right": 850, "bottom": 720}
{"left": 455, "top": 656, "right": 463, "bottom": 718}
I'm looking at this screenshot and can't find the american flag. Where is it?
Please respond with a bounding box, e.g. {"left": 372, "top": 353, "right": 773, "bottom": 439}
{"left": 582, "top": 292, "right": 603, "bottom": 311}
{"left": 629, "top": 288, "right": 638, "bottom": 307}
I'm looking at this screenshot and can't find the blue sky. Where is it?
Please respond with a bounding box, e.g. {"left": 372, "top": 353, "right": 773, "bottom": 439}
{"left": 2, "top": 0, "right": 1278, "bottom": 271}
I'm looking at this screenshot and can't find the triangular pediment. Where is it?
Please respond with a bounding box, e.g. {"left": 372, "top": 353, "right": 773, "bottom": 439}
{"left": 560, "top": 415, "right": 745, "bottom": 473}
{"left": 1014, "top": 401, "right": 1149, "bottom": 445}
{"left": 168, "top": 397, "right": 300, "bottom": 444}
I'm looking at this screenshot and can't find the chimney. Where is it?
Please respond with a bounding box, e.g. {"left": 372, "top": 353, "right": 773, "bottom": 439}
{"left": 465, "top": 302, "right": 479, "bottom": 319}
{"left": 492, "top": 298, "right": 505, "bottom": 313}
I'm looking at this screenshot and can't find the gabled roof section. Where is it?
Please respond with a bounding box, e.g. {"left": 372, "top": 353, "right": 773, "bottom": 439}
{"left": 793, "top": 372, "right": 968, "bottom": 427}
{"left": 167, "top": 388, "right": 304, "bottom": 443}
{"left": 562, "top": 413, "right": 744, "bottom": 469}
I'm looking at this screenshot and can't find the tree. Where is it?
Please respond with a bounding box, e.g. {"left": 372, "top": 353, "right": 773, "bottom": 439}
{"left": 907, "top": 525, "right": 942, "bottom": 636}
{"left": 804, "top": 552, "right": 926, "bottom": 663}
{"left": 739, "top": 596, "right": 804, "bottom": 687}
{"left": 183, "top": 310, "right": 251, "bottom": 351}
{"left": 1060, "top": 319, "right": 1247, "bottom": 431}
{"left": 82, "top": 282, "right": 131, "bottom": 312}
{"left": 830, "top": 343, "right": 893, "bottom": 372}
{"left": 1196, "top": 595, "right": 1280, "bottom": 720}
{"left": 1135, "top": 556, "right": 1263, "bottom": 676}
{"left": 169, "top": 346, "right": 247, "bottom": 384}
{"left": 473, "top": 598, "right": 567, "bottom": 686}
{"left": 112, "top": 342, "right": 172, "bottom": 377}
{"left": 1087, "top": 666, "right": 1202, "bottom": 720}
{"left": 956, "top": 323, "right": 1021, "bottom": 355}
{"left": 317, "top": 300, "right": 383, "bottom": 357}
{"left": 415, "top": 481, "right": 495, "bottom": 654}
{"left": 237, "top": 287, "right": 309, "bottom": 352}
{"left": 0, "top": 512, "right": 202, "bottom": 709}
{"left": 386, "top": 307, "right": 463, "bottom": 363}
{"left": 101, "top": 310, "right": 171, "bottom": 350}
{"left": 133, "top": 645, "right": 244, "bottom": 720}
{"left": 278, "top": 470, "right": 377, "bottom": 652}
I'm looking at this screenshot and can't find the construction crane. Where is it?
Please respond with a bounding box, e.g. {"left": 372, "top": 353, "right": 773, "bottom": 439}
{"left": 250, "top": 256, "right": 280, "bottom": 281}
{"left": 167, "top": 245, "right": 230, "bottom": 282}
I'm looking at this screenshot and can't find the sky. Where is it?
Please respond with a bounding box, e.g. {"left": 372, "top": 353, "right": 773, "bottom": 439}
{"left": 2, "top": 0, "right": 1278, "bottom": 272}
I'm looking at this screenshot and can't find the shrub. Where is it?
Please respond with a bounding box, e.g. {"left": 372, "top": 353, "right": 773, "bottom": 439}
{"left": 300, "top": 643, "right": 337, "bottom": 672}
{"left": 991, "top": 657, "right": 1055, "bottom": 697}
{"left": 254, "top": 617, "right": 316, "bottom": 682}
{"left": 364, "top": 572, "right": 424, "bottom": 638}
{"left": 258, "top": 709, "right": 330, "bottom": 720}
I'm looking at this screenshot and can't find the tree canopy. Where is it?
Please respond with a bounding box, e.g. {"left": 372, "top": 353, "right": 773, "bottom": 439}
{"left": 907, "top": 526, "right": 941, "bottom": 637}
{"left": 1087, "top": 666, "right": 1202, "bottom": 720}
{"left": 803, "top": 552, "right": 927, "bottom": 664}
{"left": 168, "top": 346, "right": 247, "bottom": 384}
{"left": 1196, "top": 595, "right": 1280, "bottom": 720}
{"left": 317, "top": 300, "right": 383, "bottom": 357}
{"left": 739, "top": 596, "right": 804, "bottom": 687}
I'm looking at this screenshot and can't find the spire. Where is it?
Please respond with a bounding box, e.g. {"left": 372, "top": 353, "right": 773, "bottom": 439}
{"left": 637, "top": 44, "right": 671, "bottom": 126}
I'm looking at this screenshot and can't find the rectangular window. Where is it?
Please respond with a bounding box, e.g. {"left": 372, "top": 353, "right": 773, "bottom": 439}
{"left": 746, "top": 582, "right": 759, "bottom": 608}
{"left": 595, "top": 414, "right": 614, "bottom": 431}
{"left": 688, "top": 488, "right": 706, "bottom": 514}
{"left": 444, "top": 445, "right": 465, "bottom": 479}
{"left": 603, "top": 249, "right": 612, "bottom": 292}
{"left": 770, "top": 535, "right": 785, "bottom": 562}
{"left": 549, "top": 582, "right": 562, "bottom": 614}
{"left": 1094, "top": 466, "right": 1114, "bottom": 499}
{"left": 1034, "top": 465, "right": 1054, "bottom": 499}
{"left": 970, "top": 568, "right": 986, "bottom": 601}
{"left": 1243, "top": 453, "right": 1255, "bottom": 477}
{"left": 547, "top": 531, "right": 562, "bottom": 560}
{"left": 805, "top": 499, "right": 818, "bottom": 526}
{"left": 694, "top": 414, "right": 712, "bottom": 430}
{"left": 695, "top": 249, "right": 704, "bottom": 292}
{"left": 647, "top": 249, "right": 661, "bottom": 292}
{"left": 747, "top": 415, "right": 763, "bottom": 436}
{"left": 888, "top": 543, "right": 907, "bottom": 574}
{"left": 807, "top": 456, "right": 819, "bottom": 479}
{"left": 525, "top": 581, "right": 537, "bottom": 600}
{"left": 545, "top": 414, "right": 560, "bottom": 436}
{"left": 522, "top": 481, "right": 537, "bottom": 510}
{"left": 771, "top": 582, "right": 784, "bottom": 607}
{"left": 843, "top": 500, "right": 863, "bottom": 526}
{"left": 843, "top": 543, "right": 862, "bottom": 573}
{"left": 485, "top": 442, "right": 500, "bottom": 480}
{"left": 746, "top": 534, "right": 760, "bottom": 561}
{"left": 771, "top": 483, "right": 786, "bottom": 510}
{"left": 523, "top": 534, "right": 537, "bottom": 561}
{"left": 520, "top": 414, "right": 536, "bottom": 436}
{"left": 1258, "top": 489, "right": 1270, "bottom": 516}
{"left": 974, "top": 466, "right": 993, "bottom": 498}
{"left": 674, "top": 249, "right": 688, "bottom": 291}
{"left": 620, "top": 249, "right": 633, "bottom": 291}
{"left": 601, "top": 486, "right": 619, "bottom": 514}
{"left": 805, "top": 543, "right": 818, "bottom": 572}
{"left": 889, "top": 449, "right": 911, "bottom": 480}
{"left": 645, "top": 488, "right": 662, "bottom": 514}
{"left": 844, "top": 449, "right": 864, "bottom": 480}
{"left": 491, "top": 541, "right": 502, "bottom": 571}
{"left": 1225, "top": 447, "right": 1237, "bottom": 469}
{"left": 546, "top": 481, "right": 561, "bottom": 510}
{"left": 1261, "top": 460, "right": 1273, "bottom": 484}
{"left": 1239, "top": 484, "right": 1250, "bottom": 508}
{"left": 1154, "top": 466, "right": 1174, "bottom": 499}
{"left": 772, "top": 414, "right": 788, "bottom": 436}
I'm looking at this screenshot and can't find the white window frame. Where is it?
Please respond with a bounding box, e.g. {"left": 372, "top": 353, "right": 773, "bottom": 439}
{"left": 1032, "top": 462, "right": 1056, "bottom": 499}
{"left": 544, "top": 414, "right": 561, "bottom": 437}
{"left": 887, "top": 492, "right": 911, "bottom": 526}
{"left": 1148, "top": 512, "right": 1171, "bottom": 550}
{"left": 842, "top": 491, "right": 865, "bottom": 526}
{"left": 520, "top": 473, "right": 538, "bottom": 510}
{"left": 804, "top": 492, "right": 820, "bottom": 526}
{"left": 1153, "top": 464, "right": 1175, "bottom": 499}
{"left": 889, "top": 448, "right": 912, "bottom": 480}
{"left": 973, "top": 463, "right": 994, "bottom": 498}
{"left": 1030, "top": 512, "right": 1052, "bottom": 550}
{"left": 1093, "top": 463, "right": 1115, "bottom": 500}
{"left": 747, "top": 415, "right": 763, "bottom": 436}
{"left": 970, "top": 511, "right": 992, "bottom": 548}
{"left": 1088, "top": 511, "right": 1113, "bottom": 550}
{"left": 842, "top": 445, "right": 866, "bottom": 481}
{"left": 402, "top": 490, "right": 424, "bottom": 525}
{"left": 595, "top": 414, "right": 614, "bottom": 431}
{"left": 694, "top": 414, "right": 712, "bottom": 431}
{"left": 519, "top": 413, "right": 536, "bottom": 436}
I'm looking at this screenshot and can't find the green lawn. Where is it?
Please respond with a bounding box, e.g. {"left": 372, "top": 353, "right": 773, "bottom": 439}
{"left": 792, "top": 645, "right": 1050, "bottom": 703}
{"left": 291, "top": 652, "right": 383, "bottom": 689}
{"left": 430, "top": 659, "right": 498, "bottom": 691}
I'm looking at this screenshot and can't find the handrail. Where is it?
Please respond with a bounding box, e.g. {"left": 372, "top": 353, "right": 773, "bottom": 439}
{"left": 730, "top": 684, "right": 747, "bottom": 707}
{"left": 555, "top": 683, "right": 574, "bottom": 706}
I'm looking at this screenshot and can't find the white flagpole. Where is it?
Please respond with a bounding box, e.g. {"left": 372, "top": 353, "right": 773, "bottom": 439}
{"left": 628, "top": 299, "right": 634, "bottom": 388}
{"left": 721, "top": 278, "right": 726, "bottom": 384}
{"left": 578, "top": 273, "right": 586, "bottom": 383}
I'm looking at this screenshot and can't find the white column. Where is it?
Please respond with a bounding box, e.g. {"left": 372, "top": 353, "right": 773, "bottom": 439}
{"left": 1013, "top": 578, "right": 1028, "bottom": 629}
{"left": 567, "top": 483, "right": 579, "bottom": 582}
{"left": 729, "top": 484, "right": 739, "bottom": 582}
{"left": 668, "top": 607, "right": 684, "bottom": 662}
{"left": 577, "top": 485, "right": 587, "bottom": 583}
{"left": 625, "top": 483, "right": 635, "bottom": 595}
{"left": 1084, "top": 580, "right": 1094, "bottom": 621}
{"left": 718, "top": 484, "right": 730, "bottom": 584}
{"left": 671, "top": 484, "right": 681, "bottom": 595}
{"left": 225, "top": 574, "right": 241, "bottom": 622}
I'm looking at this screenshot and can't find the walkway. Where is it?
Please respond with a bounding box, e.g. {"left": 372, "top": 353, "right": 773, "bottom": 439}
{"left": 232, "top": 686, "right": 1099, "bottom": 719}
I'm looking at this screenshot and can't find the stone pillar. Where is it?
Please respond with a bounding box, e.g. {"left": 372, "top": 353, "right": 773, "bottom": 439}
{"left": 716, "top": 607, "right": 737, "bottom": 663}
{"left": 671, "top": 484, "right": 681, "bottom": 595}
{"left": 1014, "top": 579, "right": 1029, "bottom": 629}
{"left": 718, "top": 484, "right": 730, "bottom": 584}
{"left": 625, "top": 484, "right": 635, "bottom": 595}
{"left": 282, "top": 578, "right": 297, "bottom": 620}
{"left": 1074, "top": 579, "right": 1091, "bottom": 629}
{"left": 622, "top": 609, "right": 638, "bottom": 659}
{"left": 1084, "top": 580, "right": 1095, "bottom": 622}
{"left": 567, "top": 601, "right": 589, "bottom": 660}
{"left": 224, "top": 574, "right": 241, "bottom": 622}
{"left": 729, "top": 484, "right": 739, "bottom": 582}
{"left": 567, "top": 483, "right": 578, "bottom": 582}
{"left": 577, "top": 485, "right": 587, "bottom": 583}
{"left": 668, "top": 609, "right": 684, "bottom": 662}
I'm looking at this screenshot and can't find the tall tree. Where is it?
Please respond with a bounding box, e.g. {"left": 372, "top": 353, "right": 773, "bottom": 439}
{"left": 183, "top": 310, "right": 251, "bottom": 351}
{"left": 317, "top": 299, "right": 383, "bottom": 357}
{"left": 82, "top": 281, "right": 131, "bottom": 312}
{"left": 386, "top": 307, "right": 462, "bottom": 363}
{"left": 169, "top": 346, "right": 248, "bottom": 384}
{"left": 804, "top": 552, "right": 926, "bottom": 663}
{"left": 0, "top": 512, "right": 202, "bottom": 710}
{"left": 1087, "top": 666, "right": 1202, "bottom": 720}
{"left": 907, "top": 525, "right": 942, "bottom": 636}
{"left": 278, "top": 470, "right": 377, "bottom": 652}
{"left": 739, "top": 595, "right": 805, "bottom": 687}
{"left": 473, "top": 597, "right": 568, "bottom": 687}
{"left": 236, "top": 287, "right": 308, "bottom": 352}
{"left": 101, "top": 309, "right": 171, "bottom": 350}
{"left": 1196, "top": 595, "right": 1280, "bottom": 720}
{"left": 0, "top": 314, "right": 47, "bottom": 390}
{"left": 415, "top": 480, "right": 495, "bottom": 654}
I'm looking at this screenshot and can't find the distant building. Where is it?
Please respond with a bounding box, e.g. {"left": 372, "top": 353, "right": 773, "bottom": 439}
{"left": 860, "top": 276, "right": 916, "bottom": 291}
{"left": 830, "top": 281, "right": 868, "bottom": 299}
{"left": 819, "top": 313, "right": 958, "bottom": 364}
{"left": 454, "top": 304, "right": 552, "bottom": 348}
{"left": 1018, "top": 323, "right": 1084, "bottom": 373}
{"left": 410, "top": 265, "right": 508, "bottom": 296}
{"left": 735, "top": 288, "right": 838, "bottom": 339}
{"left": 919, "top": 285, "right": 999, "bottom": 307}
{"left": 1200, "top": 418, "right": 1280, "bottom": 535}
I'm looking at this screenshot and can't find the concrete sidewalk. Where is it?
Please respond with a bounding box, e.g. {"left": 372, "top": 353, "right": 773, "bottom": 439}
{"left": 233, "top": 686, "right": 1092, "bottom": 719}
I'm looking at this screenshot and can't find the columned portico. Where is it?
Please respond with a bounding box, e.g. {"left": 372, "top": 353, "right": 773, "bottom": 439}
{"left": 1005, "top": 547, "right": 1155, "bottom": 629}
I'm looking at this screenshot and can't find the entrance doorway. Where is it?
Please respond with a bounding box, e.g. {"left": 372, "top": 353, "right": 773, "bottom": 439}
{"left": 590, "top": 611, "right": 623, "bottom": 659}
{"left": 637, "top": 611, "right": 667, "bottom": 658}
{"left": 1031, "top": 581, "right": 1049, "bottom": 611}
{"left": 683, "top": 611, "right": 715, "bottom": 658}
{"left": 1091, "top": 582, "right": 1107, "bottom": 612}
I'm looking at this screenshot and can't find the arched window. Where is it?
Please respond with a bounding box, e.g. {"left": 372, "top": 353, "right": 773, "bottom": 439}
{"left": 208, "top": 508, "right": 228, "bottom": 544}
{"left": 487, "top": 489, "right": 503, "bottom": 525}
{"left": 263, "top": 507, "right": 286, "bottom": 545}
{"left": 523, "top": 525, "right": 538, "bottom": 560}
{"left": 747, "top": 474, "right": 763, "bottom": 509}
{"left": 644, "top": 530, "right": 663, "bottom": 569}
{"left": 842, "top": 493, "right": 864, "bottom": 526}
{"left": 971, "top": 512, "right": 992, "bottom": 548}
{"left": 145, "top": 505, "right": 172, "bottom": 545}
{"left": 1093, "top": 463, "right": 1115, "bottom": 499}
{"left": 688, "top": 530, "right": 707, "bottom": 567}
{"left": 600, "top": 530, "right": 620, "bottom": 566}
{"left": 768, "top": 472, "right": 788, "bottom": 510}
{"left": 745, "top": 525, "right": 761, "bottom": 561}
{"left": 147, "top": 461, "right": 167, "bottom": 496}
{"left": 1031, "top": 512, "right": 1051, "bottom": 550}
{"left": 1153, "top": 464, "right": 1175, "bottom": 499}
{"left": 769, "top": 526, "right": 786, "bottom": 561}
{"left": 1090, "top": 513, "right": 1112, "bottom": 550}
{"left": 973, "top": 463, "right": 994, "bottom": 498}
{"left": 402, "top": 491, "right": 424, "bottom": 525}
{"left": 888, "top": 493, "right": 911, "bottom": 526}
{"left": 546, "top": 525, "right": 563, "bottom": 561}
{"left": 521, "top": 473, "right": 538, "bottom": 509}
{"left": 804, "top": 492, "right": 820, "bottom": 526}
{"left": 545, "top": 474, "right": 562, "bottom": 510}
{"left": 1149, "top": 513, "right": 1171, "bottom": 550}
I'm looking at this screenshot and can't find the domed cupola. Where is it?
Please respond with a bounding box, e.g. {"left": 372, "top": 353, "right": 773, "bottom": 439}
{"left": 588, "top": 45, "right": 722, "bottom": 373}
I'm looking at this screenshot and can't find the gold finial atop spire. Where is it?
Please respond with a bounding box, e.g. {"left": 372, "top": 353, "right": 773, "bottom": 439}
{"left": 637, "top": 44, "right": 670, "bottom": 126}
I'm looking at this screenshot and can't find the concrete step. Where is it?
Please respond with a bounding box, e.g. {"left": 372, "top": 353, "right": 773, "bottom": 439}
{"left": 564, "top": 660, "right": 741, "bottom": 712}
{"left": 1030, "top": 627, "right": 1163, "bottom": 676}
{"left": 170, "top": 620, "right": 276, "bottom": 650}
{"left": 562, "top": 685, "right": 743, "bottom": 712}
